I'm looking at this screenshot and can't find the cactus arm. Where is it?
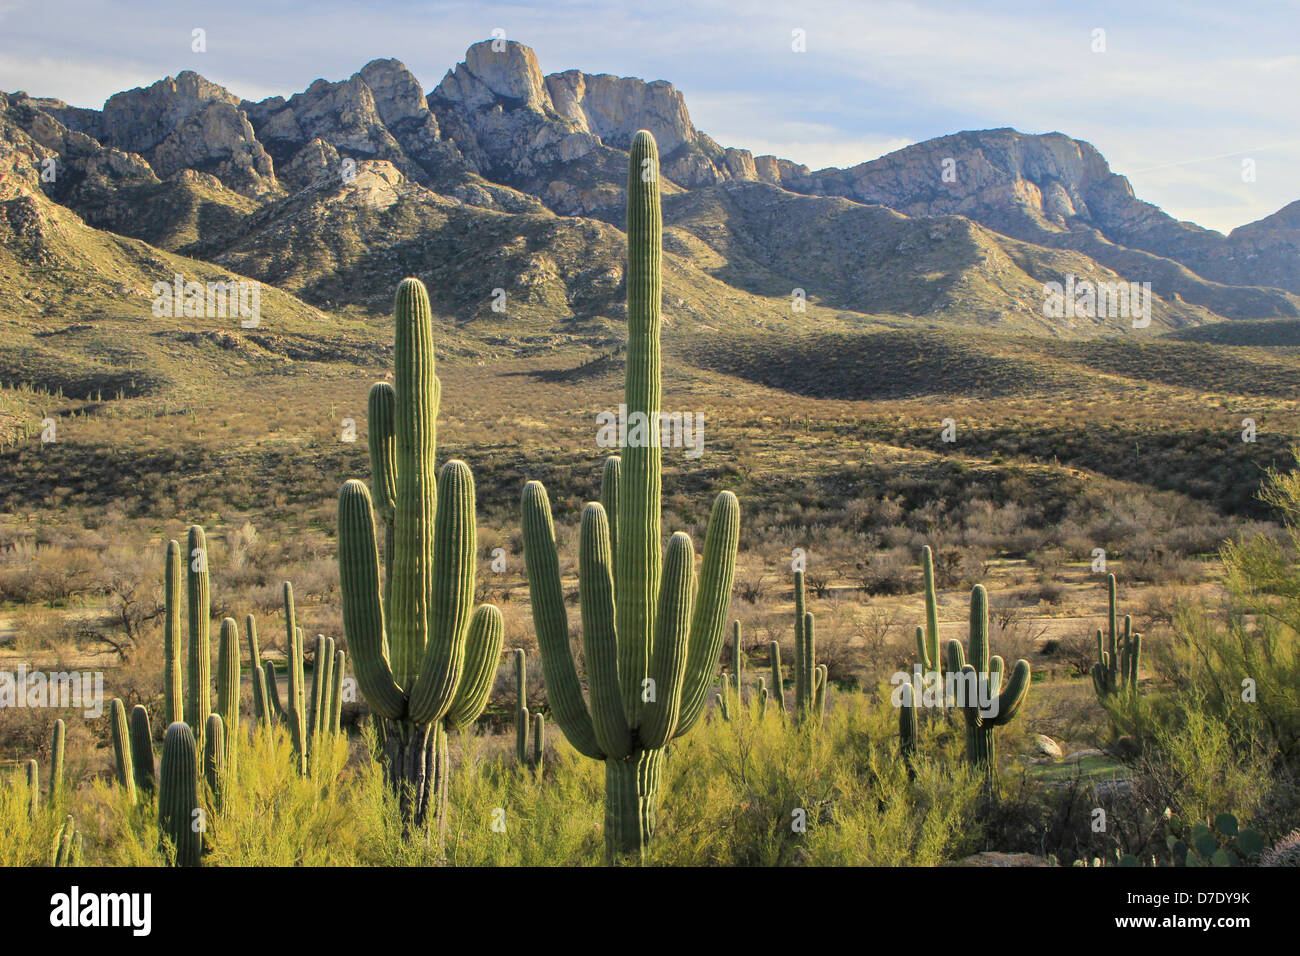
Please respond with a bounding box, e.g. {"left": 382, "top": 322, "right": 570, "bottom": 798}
{"left": 987, "top": 659, "right": 1032, "bottom": 726}
{"left": 639, "top": 532, "right": 695, "bottom": 749}
{"left": 330, "top": 650, "right": 346, "bottom": 735}
{"left": 252, "top": 667, "right": 272, "bottom": 726}
{"left": 368, "top": 381, "right": 398, "bottom": 521}
{"left": 129, "top": 706, "right": 155, "bottom": 795}
{"left": 616, "top": 129, "right": 664, "bottom": 727}
{"left": 601, "top": 455, "right": 620, "bottom": 583}
{"left": 389, "top": 277, "right": 439, "bottom": 690}
{"left": 579, "top": 503, "right": 632, "bottom": 759}
{"left": 521, "top": 480, "right": 604, "bottom": 758}
{"left": 203, "top": 713, "right": 225, "bottom": 810}
{"left": 50, "top": 719, "right": 65, "bottom": 798}
{"left": 283, "top": 586, "right": 307, "bottom": 774}
{"left": 337, "top": 480, "right": 405, "bottom": 718}
{"left": 163, "top": 539, "right": 184, "bottom": 726}
{"left": 945, "top": 638, "right": 965, "bottom": 673}
{"left": 673, "top": 490, "right": 740, "bottom": 737}
{"left": 444, "top": 605, "right": 504, "bottom": 731}
{"left": 968, "top": 584, "right": 990, "bottom": 674}
{"left": 409, "top": 460, "right": 477, "bottom": 724}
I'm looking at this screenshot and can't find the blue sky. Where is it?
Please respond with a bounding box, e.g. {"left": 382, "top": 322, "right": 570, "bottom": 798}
{"left": 2, "top": 0, "right": 1297, "bottom": 233}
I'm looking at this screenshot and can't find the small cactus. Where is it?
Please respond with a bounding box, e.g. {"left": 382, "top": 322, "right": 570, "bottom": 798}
{"left": 1091, "top": 575, "right": 1141, "bottom": 699}
{"left": 49, "top": 718, "right": 65, "bottom": 801}
{"left": 109, "top": 697, "right": 137, "bottom": 804}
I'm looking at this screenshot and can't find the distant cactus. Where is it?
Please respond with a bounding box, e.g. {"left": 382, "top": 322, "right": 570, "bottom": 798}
{"left": 49, "top": 718, "right": 65, "bottom": 800}
{"left": 1091, "top": 574, "right": 1141, "bottom": 698}
{"left": 109, "top": 697, "right": 136, "bottom": 804}
{"left": 521, "top": 131, "right": 740, "bottom": 860}
{"left": 945, "top": 585, "right": 1031, "bottom": 787}
{"left": 51, "top": 815, "right": 83, "bottom": 866}
{"left": 767, "top": 641, "right": 786, "bottom": 716}
{"left": 158, "top": 722, "right": 201, "bottom": 867}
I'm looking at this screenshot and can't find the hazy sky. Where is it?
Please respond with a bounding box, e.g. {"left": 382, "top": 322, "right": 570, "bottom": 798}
{"left": 2, "top": 0, "right": 1297, "bottom": 233}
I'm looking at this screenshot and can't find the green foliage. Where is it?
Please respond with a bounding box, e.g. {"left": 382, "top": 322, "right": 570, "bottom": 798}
{"left": 1163, "top": 810, "right": 1266, "bottom": 867}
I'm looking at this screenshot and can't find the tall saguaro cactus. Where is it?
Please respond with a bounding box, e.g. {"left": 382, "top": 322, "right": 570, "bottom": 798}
{"left": 521, "top": 131, "right": 741, "bottom": 861}
{"left": 185, "top": 525, "right": 212, "bottom": 749}
{"left": 945, "top": 585, "right": 1031, "bottom": 787}
{"left": 338, "top": 277, "right": 504, "bottom": 832}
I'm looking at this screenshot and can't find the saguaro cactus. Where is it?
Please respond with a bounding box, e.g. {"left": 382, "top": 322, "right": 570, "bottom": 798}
{"left": 109, "top": 697, "right": 137, "bottom": 804}
{"left": 1091, "top": 574, "right": 1141, "bottom": 698}
{"left": 185, "top": 525, "right": 212, "bottom": 749}
{"left": 130, "top": 705, "right": 156, "bottom": 795}
{"left": 216, "top": 617, "right": 240, "bottom": 780}
{"left": 50, "top": 718, "right": 65, "bottom": 801}
{"left": 521, "top": 131, "right": 740, "bottom": 861}
{"left": 945, "top": 585, "right": 1031, "bottom": 787}
{"left": 204, "top": 713, "right": 226, "bottom": 811}
{"left": 768, "top": 641, "right": 786, "bottom": 716}
{"left": 159, "top": 722, "right": 201, "bottom": 867}
{"left": 338, "top": 277, "right": 504, "bottom": 832}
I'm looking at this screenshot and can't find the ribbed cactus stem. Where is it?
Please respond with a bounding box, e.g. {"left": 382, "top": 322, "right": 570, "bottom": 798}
{"left": 252, "top": 667, "right": 272, "bottom": 727}
{"left": 245, "top": 613, "right": 260, "bottom": 667}
{"left": 768, "top": 641, "right": 786, "bottom": 714}
{"left": 50, "top": 718, "right": 65, "bottom": 800}
{"left": 758, "top": 678, "right": 769, "bottom": 719}
{"left": 920, "top": 545, "right": 940, "bottom": 672}
{"left": 216, "top": 617, "right": 239, "bottom": 781}
{"left": 163, "top": 539, "right": 184, "bottom": 726}
{"left": 185, "top": 525, "right": 212, "bottom": 747}
{"left": 159, "top": 722, "right": 201, "bottom": 867}
{"left": 263, "top": 661, "right": 283, "bottom": 720}
{"left": 330, "top": 649, "right": 346, "bottom": 736}
{"left": 130, "top": 705, "right": 156, "bottom": 795}
{"left": 110, "top": 697, "right": 137, "bottom": 804}
{"left": 203, "top": 713, "right": 225, "bottom": 810}
{"left": 514, "top": 648, "right": 528, "bottom": 765}
{"left": 282, "top": 584, "right": 307, "bottom": 775}
{"left": 731, "top": 620, "right": 743, "bottom": 699}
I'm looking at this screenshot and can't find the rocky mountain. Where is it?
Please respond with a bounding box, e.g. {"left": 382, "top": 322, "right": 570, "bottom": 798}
{"left": 2, "top": 39, "right": 1298, "bottom": 342}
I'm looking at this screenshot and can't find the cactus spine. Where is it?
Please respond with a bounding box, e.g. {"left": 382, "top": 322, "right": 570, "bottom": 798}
{"left": 768, "top": 641, "right": 786, "bottom": 715}
{"left": 338, "top": 277, "right": 504, "bottom": 832}
{"left": 945, "top": 585, "right": 1031, "bottom": 787}
{"left": 1091, "top": 574, "right": 1141, "bottom": 698}
{"left": 130, "top": 704, "right": 156, "bottom": 795}
{"left": 109, "top": 697, "right": 137, "bottom": 804}
{"left": 159, "top": 722, "right": 201, "bottom": 866}
{"left": 521, "top": 131, "right": 740, "bottom": 861}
